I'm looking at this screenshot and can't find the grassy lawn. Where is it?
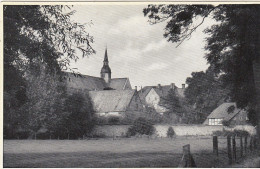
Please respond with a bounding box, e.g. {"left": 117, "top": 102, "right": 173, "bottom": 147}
{"left": 3, "top": 137, "right": 235, "bottom": 167}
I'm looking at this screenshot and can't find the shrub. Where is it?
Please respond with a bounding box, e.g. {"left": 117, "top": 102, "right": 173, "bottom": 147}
{"left": 127, "top": 117, "right": 155, "bottom": 136}
{"left": 126, "top": 126, "right": 137, "bottom": 137}
{"left": 212, "top": 130, "right": 223, "bottom": 136}
{"left": 222, "top": 120, "right": 231, "bottom": 127}
{"left": 233, "top": 129, "right": 250, "bottom": 137}
{"left": 108, "top": 116, "right": 120, "bottom": 124}
{"left": 167, "top": 126, "right": 175, "bottom": 138}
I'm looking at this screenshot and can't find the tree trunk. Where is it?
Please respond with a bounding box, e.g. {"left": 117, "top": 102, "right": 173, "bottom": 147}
{"left": 253, "top": 58, "right": 260, "bottom": 153}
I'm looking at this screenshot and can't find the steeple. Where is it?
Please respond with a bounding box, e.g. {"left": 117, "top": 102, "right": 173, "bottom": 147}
{"left": 101, "top": 47, "right": 111, "bottom": 83}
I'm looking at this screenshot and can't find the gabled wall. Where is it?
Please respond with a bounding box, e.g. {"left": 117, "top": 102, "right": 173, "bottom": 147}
{"left": 145, "top": 88, "right": 167, "bottom": 113}
{"left": 127, "top": 91, "right": 144, "bottom": 112}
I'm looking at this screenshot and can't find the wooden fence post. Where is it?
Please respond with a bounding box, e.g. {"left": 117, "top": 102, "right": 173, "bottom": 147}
{"left": 213, "top": 136, "right": 218, "bottom": 156}
{"left": 253, "top": 136, "right": 257, "bottom": 149}
{"left": 240, "top": 136, "right": 243, "bottom": 157}
{"left": 178, "top": 144, "right": 196, "bottom": 167}
{"left": 250, "top": 136, "right": 253, "bottom": 151}
{"left": 232, "top": 136, "right": 236, "bottom": 162}
{"left": 244, "top": 136, "right": 247, "bottom": 154}
{"left": 227, "top": 136, "right": 232, "bottom": 165}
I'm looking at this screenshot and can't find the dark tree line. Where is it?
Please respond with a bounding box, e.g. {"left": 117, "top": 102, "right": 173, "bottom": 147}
{"left": 4, "top": 5, "right": 95, "bottom": 139}
{"left": 144, "top": 5, "right": 260, "bottom": 127}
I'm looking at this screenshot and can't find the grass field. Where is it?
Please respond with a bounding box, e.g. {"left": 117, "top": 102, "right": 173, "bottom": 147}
{"left": 3, "top": 137, "right": 238, "bottom": 167}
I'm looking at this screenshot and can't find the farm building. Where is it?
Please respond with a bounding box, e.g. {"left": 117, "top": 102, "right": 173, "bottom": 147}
{"left": 203, "top": 102, "right": 248, "bottom": 126}
{"left": 89, "top": 90, "right": 143, "bottom": 116}
{"left": 138, "top": 83, "right": 186, "bottom": 114}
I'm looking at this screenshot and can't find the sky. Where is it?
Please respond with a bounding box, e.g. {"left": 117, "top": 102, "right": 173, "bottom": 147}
{"left": 68, "top": 5, "right": 214, "bottom": 89}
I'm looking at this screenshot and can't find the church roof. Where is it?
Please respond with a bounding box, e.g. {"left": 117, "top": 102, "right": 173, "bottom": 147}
{"left": 63, "top": 72, "right": 106, "bottom": 91}
{"left": 110, "top": 78, "right": 129, "bottom": 90}
{"left": 89, "top": 90, "right": 136, "bottom": 113}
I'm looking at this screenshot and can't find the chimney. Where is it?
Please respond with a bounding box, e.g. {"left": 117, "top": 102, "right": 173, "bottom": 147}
{"left": 158, "top": 84, "right": 161, "bottom": 89}
{"left": 135, "top": 86, "right": 137, "bottom": 91}
{"left": 171, "top": 83, "right": 175, "bottom": 89}
{"left": 182, "top": 84, "right": 186, "bottom": 89}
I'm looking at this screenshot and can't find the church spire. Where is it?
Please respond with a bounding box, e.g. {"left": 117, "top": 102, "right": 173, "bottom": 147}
{"left": 101, "top": 47, "right": 111, "bottom": 83}
{"left": 104, "top": 47, "right": 108, "bottom": 62}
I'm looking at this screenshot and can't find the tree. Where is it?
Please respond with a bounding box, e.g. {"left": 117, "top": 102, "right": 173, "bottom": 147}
{"left": 167, "top": 126, "right": 175, "bottom": 138}
{"left": 4, "top": 5, "right": 95, "bottom": 137}
{"left": 59, "top": 92, "right": 95, "bottom": 139}
{"left": 160, "top": 88, "right": 184, "bottom": 123}
{"left": 21, "top": 62, "right": 66, "bottom": 138}
{"left": 144, "top": 4, "right": 260, "bottom": 138}
{"left": 159, "top": 88, "right": 196, "bottom": 123}
{"left": 127, "top": 117, "right": 155, "bottom": 136}
{"left": 184, "top": 69, "right": 230, "bottom": 123}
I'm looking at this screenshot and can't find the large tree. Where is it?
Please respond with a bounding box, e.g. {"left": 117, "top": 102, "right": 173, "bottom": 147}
{"left": 185, "top": 68, "right": 230, "bottom": 123}
{"left": 144, "top": 4, "right": 260, "bottom": 138}
{"left": 4, "top": 5, "right": 95, "bottom": 138}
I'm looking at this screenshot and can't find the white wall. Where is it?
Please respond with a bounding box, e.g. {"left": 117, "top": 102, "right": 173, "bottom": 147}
{"left": 145, "top": 89, "right": 166, "bottom": 113}
{"left": 92, "top": 124, "right": 257, "bottom": 137}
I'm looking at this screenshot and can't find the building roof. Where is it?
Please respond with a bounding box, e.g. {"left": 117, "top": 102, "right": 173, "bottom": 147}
{"left": 89, "top": 90, "right": 136, "bottom": 113}
{"left": 138, "top": 85, "right": 185, "bottom": 103}
{"left": 63, "top": 72, "right": 106, "bottom": 91}
{"left": 109, "top": 78, "right": 129, "bottom": 90}
{"left": 138, "top": 86, "right": 154, "bottom": 103}
{"left": 206, "top": 102, "right": 246, "bottom": 121}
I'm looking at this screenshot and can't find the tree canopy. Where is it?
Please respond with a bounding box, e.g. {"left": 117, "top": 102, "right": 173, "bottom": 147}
{"left": 144, "top": 5, "right": 260, "bottom": 110}
{"left": 4, "top": 5, "right": 95, "bottom": 138}
{"left": 184, "top": 69, "right": 230, "bottom": 123}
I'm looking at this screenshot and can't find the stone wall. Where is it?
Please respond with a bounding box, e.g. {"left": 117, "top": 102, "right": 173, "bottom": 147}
{"left": 92, "top": 124, "right": 256, "bottom": 137}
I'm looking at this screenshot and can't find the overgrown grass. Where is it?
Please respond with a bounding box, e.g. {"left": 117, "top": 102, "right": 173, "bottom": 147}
{"left": 3, "top": 137, "right": 255, "bottom": 168}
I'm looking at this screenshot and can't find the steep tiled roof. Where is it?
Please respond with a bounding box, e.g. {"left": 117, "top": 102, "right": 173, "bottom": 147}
{"left": 206, "top": 102, "right": 246, "bottom": 121}
{"left": 63, "top": 72, "right": 106, "bottom": 91}
{"left": 89, "top": 90, "right": 136, "bottom": 113}
{"left": 138, "top": 86, "right": 154, "bottom": 103}
{"left": 109, "top": 78, "right": 129, "bottom": 90}
{"left": 138, "top": 85, "right": 185, "bottom": 103}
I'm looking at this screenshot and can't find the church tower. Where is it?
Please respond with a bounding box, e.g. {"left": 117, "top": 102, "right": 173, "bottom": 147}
{"left": 100, "top": 48, "right": 111, "bottom": 83}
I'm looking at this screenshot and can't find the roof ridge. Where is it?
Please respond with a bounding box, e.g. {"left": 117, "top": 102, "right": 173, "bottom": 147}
{"left": 63, "top": 71, "right": 104, "bottom": 79}
{"left": 111, "top": 78, "right": 128, "bottom": 80}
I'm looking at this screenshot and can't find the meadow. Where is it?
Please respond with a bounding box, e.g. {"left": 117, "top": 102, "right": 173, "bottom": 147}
{"left": 4, "top": 137, "right": 236, "bottom": 167}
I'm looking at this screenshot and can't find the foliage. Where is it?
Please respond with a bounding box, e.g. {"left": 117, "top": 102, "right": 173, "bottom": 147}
{"left": 247, "top": 109, "right": 258, "bottom": 126}
{"left": 143, "top": 4, "right": 260, "bottom": 125}
{"left": 126, "top": 117, "right": 155, "bottom": 136}
{"left": 58, "top": 92, "right": 95, "bottom": 139}
{"left": 159, "top": 88, "right": 197, "bottom": 124}
{"left": 185, "top": 69, "right": 230, "bottom": 123}
{"left": 167, "top": 126, "right": 175, "bottom": 138}
{"left": 108, "top": 116, "right": 120, "bottom": 124}
{"left": 21, "top": 63, "right": 66, "bottom": 134}
{"left": 222, "top": 120, "right": 231, "bottom": 127}
{"left": 4, "top": 5, "right": 95, "bottom": 138}
{"left": 213, "top": 129, "right": 250, "bottom": 137}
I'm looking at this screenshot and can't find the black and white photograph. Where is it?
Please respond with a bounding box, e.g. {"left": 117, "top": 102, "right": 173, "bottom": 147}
{"left": 2, "top": 2, "right": 260, "bottom": 168}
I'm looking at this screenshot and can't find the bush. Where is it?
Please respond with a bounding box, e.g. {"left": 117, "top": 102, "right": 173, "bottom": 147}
{"left": 108, "top": 116, "right": 120, "bottom": 124}
{"left": 212, "top": 130, "right": 223, "bottom": 136}
{"left": 233, "top": 129, "right": 250, "bottom": 137}
{"left": 212, "top": 129, "right": 250, "bottom": 137}
{"left": 126, "top": 117, "right": 155, "bottom": 136}
{"left": 167, "top": 126, "right": 175, "bottom": 138}
{"left": 222, "top": 120, "right": 231, "bottom": 127}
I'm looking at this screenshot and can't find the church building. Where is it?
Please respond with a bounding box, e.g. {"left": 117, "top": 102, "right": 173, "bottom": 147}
{"left": 64, "top": 48, "right": 143, "bottom": 117}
